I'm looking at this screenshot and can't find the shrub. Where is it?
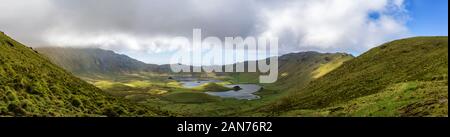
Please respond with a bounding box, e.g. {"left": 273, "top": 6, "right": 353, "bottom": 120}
{"left": 7, "top": 101, "right": 26, "bottom": 115}
{"left": 26, "top": 82, "right": 47, "bottom": 95}
{"left": 20, "top": 99, "right": 34, "bottom": 112}
{"left": 5, "top": 87, "right": 18, "bottom": 101}
{"left": 102, "top": 105, "right": 128, "bottom": 117}
{"left": 70, "top": 96, "right": 83, "bottom": 107}
{"left": 102, "top": 107, "right": 119, "bottom": 117}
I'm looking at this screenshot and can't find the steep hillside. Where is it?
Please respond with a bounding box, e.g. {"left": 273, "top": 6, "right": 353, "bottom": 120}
{"left": 0, "top": 32, "right": 157, "bottom": 116}
{"left": 225, "top": 52, "right": 354, "bottom": 91}
{"left": 35, "top": 47, "right": 163, "bottom": 76}
{"left": 265, "top": 37, "right": 448, "bottom": 116}
{"left": 270, "top": 52, "right": 353, "bottom": 91}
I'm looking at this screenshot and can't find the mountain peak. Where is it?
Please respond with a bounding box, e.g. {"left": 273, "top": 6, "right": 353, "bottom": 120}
{"left": 35, "top": 47, "right": 161, "bottom": 76}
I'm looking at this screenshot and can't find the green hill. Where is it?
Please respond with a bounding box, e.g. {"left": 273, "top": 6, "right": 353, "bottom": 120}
{"left": 33, "top": 44, "right": 356, "bottom": 116}
{"left": 145, "top": 52, "right": 355, "bottom": 116}
{"left": 35, "top": 47, "right": 164, "bottom": 76}
{"left": 6, "top": 30, "right": 446, "bottom": 117}
{"left": 0, "top": 32, "right": 158, "bottom": 116}
{"left": 269, "top": 52, "right": 353, "bottom": 91}
{"left": 263, "top": 37, "right": 448, "bottom": 117}
{"left": 226, "top": 52, "right": 354, "bottom": 92}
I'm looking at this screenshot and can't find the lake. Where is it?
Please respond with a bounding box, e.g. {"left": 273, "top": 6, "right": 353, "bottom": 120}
{"left": 178, "top": 79, "right": 221, "bottom": 88}
{"left": 178, "top": 80, "right": 261, "bottom": 100}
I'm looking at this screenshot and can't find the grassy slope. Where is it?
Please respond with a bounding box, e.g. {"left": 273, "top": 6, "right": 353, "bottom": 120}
{"left": 37, "top": 48, "right": 353, "bottom": 116}
{"left": 283, "top": 80, "right": 447, "bottom": 117}
{"left": 192, "top": 82, "right": 233, "bottom": 92}
{"left": 27, "top": 33, "right": 447, "bottom": 117}
{"left": 0, "top": 32, "right": 158, "bottom": 116}
{"left": 36, "top": 47, "right": 161, "bottom": 76}
{"left": 147, "top": 52, "right": 355, "bottom": 116}
{"left": 88, "top": 52, "right": 354, "bottom": 116}
{"left": 272, "top": 52, "right": 353, "bottom": 91}
{"left": 227, "top": 52, "right": 354, "bottom": 92}
{"left": 262, "top": 37, "right": 448, "bottom": 116}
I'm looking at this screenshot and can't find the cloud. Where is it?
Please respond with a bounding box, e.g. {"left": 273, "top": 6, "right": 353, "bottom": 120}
{"left": 0, "top": 0, "right": 410, "bottom": 64}
{"left": 258, "top": 0, "right": 409, "bottom": 54}
{"left": 0, "top": 0, "right": 56, "bottom": 44}
{"left": 44, "top": 31, "right": 176, "bottom": 53}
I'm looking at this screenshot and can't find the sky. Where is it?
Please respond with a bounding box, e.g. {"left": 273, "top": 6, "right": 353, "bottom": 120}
{"left": 0, "top": 0, "right": 448, "bottom": 65}
{"left": 405, "top": 0, "right": 448, "bottom": 36}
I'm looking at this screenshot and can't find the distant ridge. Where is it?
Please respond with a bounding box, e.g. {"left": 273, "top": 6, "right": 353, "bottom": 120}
{"left": 36, "top": 47, "right": 167, "bottom": 76}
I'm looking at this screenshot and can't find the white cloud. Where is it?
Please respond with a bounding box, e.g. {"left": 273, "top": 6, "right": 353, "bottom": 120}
{"left": 44, "top": 31, "right": 178, "bottom": 54}
{"left": 0, "top": 0, "right": 411, "bottom": 64}
{"left": 259, "top": 0, "right": 409, "bottom": 54}
{"left": 0, "top": 0, "right": 56, "bottom": 44}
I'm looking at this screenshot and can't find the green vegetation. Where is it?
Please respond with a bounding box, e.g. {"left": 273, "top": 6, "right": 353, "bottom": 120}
{"left": 13, "top": 33, "right": 447, "bottom": 117}
{"left": 0, "top": 32, "right": 158, "bottom": 116}
{"left": 193, "top": 82, "right": 232, "bottom": 92}
{"left": 226, "top": 52, "right": 354, "bottom": 92}
{"left": 89, "top": 77, "right": 227, "bottom": 104}
{"left": 262, "top": 37, "right": 448, "bottom": 117}
{"left": 30, "top": 46, "right": 364, "bottom": 116}
{"left": 35, "top": 47, "right": 164, "bottom": 76}
{"left": 282, "top": 80, "right": 448, "bottom": 117}
{"left": 162, "top": 92, "right": 221, "bottom": 103}
{"left": 312, "top": 55, "right": 353, "bottom": 79}
{"left": 87, "top": 51, "right": 351, "bottom": 116}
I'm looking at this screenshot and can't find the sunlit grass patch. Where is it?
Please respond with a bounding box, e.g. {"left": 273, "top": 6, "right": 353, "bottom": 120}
{"left": 167, "top": 81, "right": 182, "bottom": 87}
{"left": 192, "top": 82, "right": 233, "bottom": 92}
{"left": 311, "top": 55, "right": 353, "bottom": 79}
{"left": 124, "top": 80, "right": 152, "bottom": 88}
{"left": 282, "top": 80, "right": 448, "bottom": 117}
{"left": 147, "top": 89, "right": 168, "bottom": 95}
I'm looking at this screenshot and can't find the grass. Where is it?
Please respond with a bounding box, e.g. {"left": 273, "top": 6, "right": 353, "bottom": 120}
{"left": 35, "top": 47, "right": 161, "bottom": 75}
{"left": 192, "top": 82, "right": 233, "bottom": 92}
{"left": 227, "top": 52, "right": 354, "bottom": 91}
{"left": 312, "top": 55, "right": 353, "bottom": 79}
{"left": 90, "top": 76, "right": 229, "bottom": 105}
{"left": 162, "top": 92, "right": 221, "bottom": 103}
{"left": 35, "top": 37, "right": 358, "bottom": 116}
{"left": 142, "top": 90, "right": 274, "bottom": 116}
{"left": 14, "top": 32, "right": 447, "bottom": 117}
{"left": 125, "top": 80, "right": 152, "bottom": 88}
{"left": 282, "top": 80, "right": 448, "bottom": 117}
{"left": 263, "top": 37, "right": 448, "bottom": 117}
{"left": 0, "top": 32, "right": 159, "bottom": 117}
{"left": 81, "top": 73, "right": 282, "bottom": 116}
{"left": 53, "top": 50, "right": 358, "bottom": 116}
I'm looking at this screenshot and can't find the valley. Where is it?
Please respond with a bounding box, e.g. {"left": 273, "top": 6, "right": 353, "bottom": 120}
{"left": 1, "top": 31, "right": 447, "bottom": 117}
{"left": 35, "top": 46, "right": 356, "bottom": 116}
